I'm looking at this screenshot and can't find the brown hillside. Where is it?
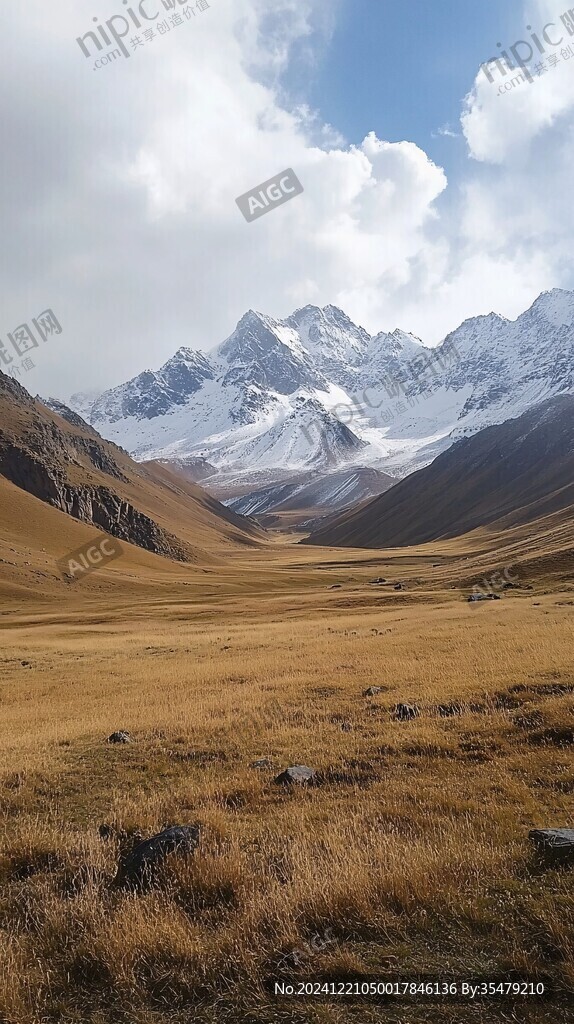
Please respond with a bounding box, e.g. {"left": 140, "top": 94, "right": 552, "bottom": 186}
{"left": 0, "top": 374, "right": 265, "bottom": 604}
{"left": 304, "top": 396, "right": 574, "bottom": 549}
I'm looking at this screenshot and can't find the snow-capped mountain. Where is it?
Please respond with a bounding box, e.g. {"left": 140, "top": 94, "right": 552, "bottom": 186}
{"left": 225, "top": 467, "right": 396, "bottom": 518}
{"left": 68, "top": 290, "right": 574, "bottom": 489}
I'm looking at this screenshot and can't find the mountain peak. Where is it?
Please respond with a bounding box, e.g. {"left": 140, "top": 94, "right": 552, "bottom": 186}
{"left": 527, "top": 288, "right": 574, "bottom": 328}
{"left": 69, "top": 289, "right": 574, "bottom": 491}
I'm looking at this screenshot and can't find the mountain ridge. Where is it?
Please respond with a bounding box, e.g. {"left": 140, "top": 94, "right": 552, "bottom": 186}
{"left": 65, "top": 288, "right": 574, "bottom": 496}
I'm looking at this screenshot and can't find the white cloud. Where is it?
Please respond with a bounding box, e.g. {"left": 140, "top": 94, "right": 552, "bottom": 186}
{"left": 462, "top": 2, "right": 574, "bottom": 162}
{"left": 1, "top": 0, "right": 573, "bottom": 400}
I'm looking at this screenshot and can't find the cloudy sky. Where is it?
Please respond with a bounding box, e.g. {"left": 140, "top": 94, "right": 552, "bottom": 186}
{"left": 2, "top": 0, "right": 574, "bottom": 398}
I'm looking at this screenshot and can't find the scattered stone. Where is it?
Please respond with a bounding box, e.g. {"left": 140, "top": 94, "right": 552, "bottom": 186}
{"left": 251, "top": 758, "right": 275, "bottom": 770}
{"left": 107, "top": 731, "right": 131, "bottom": 744}
{"left": 115, "top": 824, "right": 201, "bottom": 889}
{"left": 369, "top": 577, "right": 387, "bottom": 585}
{"left": 274, "top": 765, "right": 316, "bottom": 787}
{"left": 363, "top": 686, "right": 383, "bottom": 697}
{"left": 529, "top": 829, "right": 574, "bottom": 864}
{"left": 394, "top": 583, "right": 403, "bottom": 591}
{"left": 393, "top": 703, "right": 419, "bottom": 722}
{"left": 330, "top": 584, "right": 342, "bottom": 590}
{"left": 467, "top": 594, "right": 501, "bottom": 603}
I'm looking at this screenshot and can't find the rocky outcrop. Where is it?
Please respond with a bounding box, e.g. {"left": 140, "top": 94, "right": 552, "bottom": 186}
{"left": 0, "top": 443, "right": 189, "bottom": 562}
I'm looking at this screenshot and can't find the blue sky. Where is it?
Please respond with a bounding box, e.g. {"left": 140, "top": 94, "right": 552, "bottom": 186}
{"left": 295, "top": 0, "right": 526, "bottom": 165}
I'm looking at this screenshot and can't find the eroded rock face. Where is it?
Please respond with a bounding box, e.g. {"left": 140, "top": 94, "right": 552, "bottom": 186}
{"left": 0, "top": 444, "right": 188, "bottom": 562}
{"left": 0, "top": 375, "right": 192, "bottom": 562}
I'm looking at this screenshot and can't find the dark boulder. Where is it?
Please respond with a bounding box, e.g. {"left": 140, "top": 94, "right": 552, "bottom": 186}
{"left": 529, "top": 828, "right": 574, "bottom": 864}
{"left": 115, "top": 825, "right": 201, "bottom": 889}
{"left": 108, "top": 731, "right": 131, "bottom": 744}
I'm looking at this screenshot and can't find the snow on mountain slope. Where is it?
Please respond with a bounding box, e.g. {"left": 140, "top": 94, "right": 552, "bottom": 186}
{"left": 226, "top": 466, "right": 396, "bottom": 518}
{"left": 69, "top": 290, "right": 574, "bottom": 492}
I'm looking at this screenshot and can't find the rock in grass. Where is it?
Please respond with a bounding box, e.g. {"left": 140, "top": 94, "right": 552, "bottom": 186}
{"left": 363, "top": 686, "right": 383, "bottom": 697}
{"left": 393, "top": 703, "right": 419, "bottom": 722}
{"left": 251, "top": 758, "right": 276, "bottom": 769}
{"left": 107, "top": 730, "right": 131, "bottom": 744}
{"left": 529, "top": 829, "right": 574, "bottom": 862}
{"left": 274, "top": 765, "right": 316, "bottom": 787}
{"left": 115, "top": 825, "right": 201, "bottom": 889}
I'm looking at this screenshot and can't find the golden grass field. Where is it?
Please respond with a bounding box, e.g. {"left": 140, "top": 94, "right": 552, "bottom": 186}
{"left": 1, "top": 489, "right": 573, "bottom": 1023}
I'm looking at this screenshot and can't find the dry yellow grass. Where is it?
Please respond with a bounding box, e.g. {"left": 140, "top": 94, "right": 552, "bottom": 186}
{"left": 0, "top": 527, "right": 573, "bottom": 1023}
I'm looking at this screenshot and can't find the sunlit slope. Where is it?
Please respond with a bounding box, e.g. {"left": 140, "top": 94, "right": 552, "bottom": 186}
{"left": 0, "top": 373, "right": 264, "bottom": 563}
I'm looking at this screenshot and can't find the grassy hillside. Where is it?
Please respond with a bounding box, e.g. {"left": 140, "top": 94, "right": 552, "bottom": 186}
{"left": 0, "top": 522, "right": 572, "bottom": 1023}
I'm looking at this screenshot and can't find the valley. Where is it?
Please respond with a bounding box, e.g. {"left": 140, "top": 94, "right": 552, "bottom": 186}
{"left": 1, "top": 298, "right": 573, "bottom": 1023}
{"left": 1, "top": 501, "right": 573, "bottom": 1023}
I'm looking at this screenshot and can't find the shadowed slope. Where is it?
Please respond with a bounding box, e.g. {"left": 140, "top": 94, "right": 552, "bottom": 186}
{"left": 304, "top": 396, "right": 574, "bottom": 549}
